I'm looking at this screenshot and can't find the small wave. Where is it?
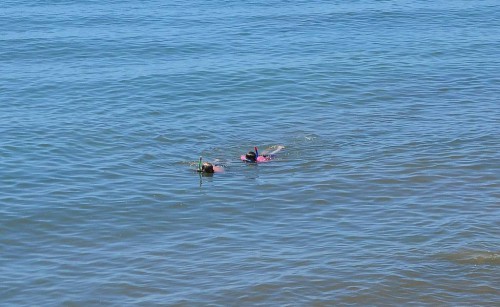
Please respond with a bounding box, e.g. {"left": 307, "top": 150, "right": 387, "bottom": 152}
{"left": 439, "top": 250, "right": 500, "bottom": 265}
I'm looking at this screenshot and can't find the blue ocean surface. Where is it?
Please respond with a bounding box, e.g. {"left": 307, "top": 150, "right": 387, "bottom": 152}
{"left": 1, "top": 0, "right": 499, "bottom": 305}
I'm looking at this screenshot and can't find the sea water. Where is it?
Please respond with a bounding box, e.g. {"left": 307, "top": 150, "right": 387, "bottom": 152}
{"left": 1, "top": 0, "right": 499, "bottom": 305}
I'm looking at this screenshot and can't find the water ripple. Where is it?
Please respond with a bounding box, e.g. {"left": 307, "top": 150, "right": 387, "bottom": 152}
{"left": 2, "top": 0, "right": 500, "bottom": 305}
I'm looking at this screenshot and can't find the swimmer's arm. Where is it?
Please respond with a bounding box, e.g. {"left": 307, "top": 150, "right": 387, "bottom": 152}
{"left": 213, "top": 166, "right": 224, "bottom": 173}
{"left": 268, "top": 145, "right": 285, "bottom": 156}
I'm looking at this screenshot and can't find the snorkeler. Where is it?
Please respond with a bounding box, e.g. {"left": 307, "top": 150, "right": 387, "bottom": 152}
{"left": 197, "top": 157, "right": 224, "bottom": 173}
{"left": 241, "top": 146, "right": 284, "bottom": 163}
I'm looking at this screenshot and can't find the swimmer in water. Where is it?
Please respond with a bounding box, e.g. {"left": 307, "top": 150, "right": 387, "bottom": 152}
{"left": 197, "top": 157, "right": 224, "bottom": 173}
{"left": 241, "top": 145, "right": 284, "bottom": 163}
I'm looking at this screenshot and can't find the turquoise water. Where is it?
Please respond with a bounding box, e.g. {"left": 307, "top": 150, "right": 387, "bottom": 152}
{"left": 2, "top": 0, "right": 499, "bottom": 305}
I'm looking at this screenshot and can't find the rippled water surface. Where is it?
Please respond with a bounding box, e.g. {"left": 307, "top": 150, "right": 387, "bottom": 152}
{"left": 1, "top": 0, "right": 499, "bottom": 305}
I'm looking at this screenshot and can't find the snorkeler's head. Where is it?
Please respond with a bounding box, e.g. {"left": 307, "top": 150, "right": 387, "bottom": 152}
{"left": 201, "top": 162, "right": 214, "bottom": 173}
{"left": 245, "top": 151, "right": 257, "bottom": 162}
